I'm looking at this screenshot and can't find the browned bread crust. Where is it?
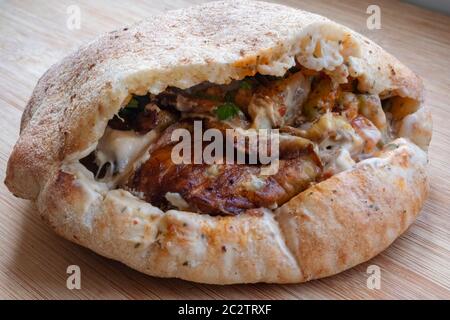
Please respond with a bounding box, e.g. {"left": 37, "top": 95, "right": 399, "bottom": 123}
{"left": 5, "top": 0, "right": 432, "bottom": 284}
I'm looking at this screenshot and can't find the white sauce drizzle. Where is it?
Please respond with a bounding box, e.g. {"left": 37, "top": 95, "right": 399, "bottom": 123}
{"left": 95, "top": 128, "right": 159, "bottom": 184}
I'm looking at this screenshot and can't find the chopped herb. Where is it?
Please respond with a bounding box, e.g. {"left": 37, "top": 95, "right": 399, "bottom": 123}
{"left": 214, "top": 102, "right": 240, "bottom": 120}
{"left": 126, "top": 97, "right": 139, "bottom": 109}
{"left": 239, "top": 80, "right": 252, "bottom": 90}
{"left": 118, "top": 96, "right": 144, "bottom": 119}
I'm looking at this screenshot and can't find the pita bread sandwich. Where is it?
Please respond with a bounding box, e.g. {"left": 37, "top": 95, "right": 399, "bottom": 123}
{"left": 5, "top": 0, "right": 432, "bottom": 284}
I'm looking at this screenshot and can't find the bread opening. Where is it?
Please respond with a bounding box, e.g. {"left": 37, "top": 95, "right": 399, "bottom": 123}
{"left": 78, "top": 58, "right": 418, "bottom": 216}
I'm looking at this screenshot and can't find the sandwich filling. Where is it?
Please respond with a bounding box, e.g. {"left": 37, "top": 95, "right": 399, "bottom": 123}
{"left": 80, "top": 63, "right": 402, "bottom": 215}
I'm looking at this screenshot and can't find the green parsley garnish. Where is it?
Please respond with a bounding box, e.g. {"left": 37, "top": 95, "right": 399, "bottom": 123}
{"left": 126, "top": 97, "right": 139, "bottom": 109}
{"left": 119, "top": 96, "right": 142, "bottom": 118}
{"left": 239, "top": 80, "right": 252, "bottom": 90}
{"left": 214, "top": 102, "right": 240, "bottom": 120}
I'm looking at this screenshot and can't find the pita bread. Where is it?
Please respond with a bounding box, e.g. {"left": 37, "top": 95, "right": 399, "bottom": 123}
{"left": 5, "top": 0, "right": 432, "bottom": 284}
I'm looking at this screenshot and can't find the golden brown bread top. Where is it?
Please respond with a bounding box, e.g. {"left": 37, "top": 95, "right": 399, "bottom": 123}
{"left": 5, "top": 0, "right": 426, "bottom": 201}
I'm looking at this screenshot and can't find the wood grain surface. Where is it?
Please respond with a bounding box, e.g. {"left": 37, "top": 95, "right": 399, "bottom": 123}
{"left": 0, "top": 0, "right": 449, "bottom": 300}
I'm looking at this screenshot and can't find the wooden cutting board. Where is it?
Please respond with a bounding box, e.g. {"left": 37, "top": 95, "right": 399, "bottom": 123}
{"left": 0, "top": 0, "right": 449, "bottom": 299}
